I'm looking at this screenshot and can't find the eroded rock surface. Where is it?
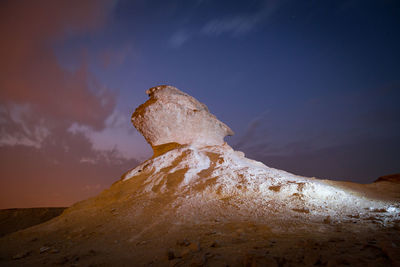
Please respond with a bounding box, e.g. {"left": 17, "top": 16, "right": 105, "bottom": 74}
{"left": 131, "top": 85, "right": 233, "bottom": 154}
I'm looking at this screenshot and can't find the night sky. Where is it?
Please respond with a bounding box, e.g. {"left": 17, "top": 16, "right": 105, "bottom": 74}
{"left": 1, "top": 0, "right": 399, "bottom": 208}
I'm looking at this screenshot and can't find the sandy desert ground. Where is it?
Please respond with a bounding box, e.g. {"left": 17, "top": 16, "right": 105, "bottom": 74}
{"left": 0, "top": 169, "right": 399, "bottom": 267}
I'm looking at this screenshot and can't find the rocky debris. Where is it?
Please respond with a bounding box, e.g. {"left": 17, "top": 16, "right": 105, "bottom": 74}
{"left": 168, "top": 240, "right": 201, "bottom": 260}
{"left": 12, "top": 250, "right": 31, "bottom": 260}
{"left": 187, "top": 242, "right": 200, "bottom": 252}
{"left": 243, "top": 253, "right": 278, "bottom": 267}
{"left": 54, "top": 256, "right": 69, "bottom": 265}
{"left": 166, "top": 250, "right": 175, "bottom": 260}
{"left": 39, "top": 246, "right": 50, "bottom": 253}
{"left": 131, "top": 85, "right": 233, "bottom": 155}
{"left": 190, "top": 253, "right": 207, "bottom": 266}
{"left": 210, "top": 240, "right": 220, "bottom": 248}
{"left": 176, "top": 239, "right": 190, "bottom": 247}
{"left": 136, "top": 240, "right": 148, "bottom": 246}
{"left": 50, "top": 248, "right": 60, "bottom": 254}
{"left": 323, "top": 216, "right": 332, "bottom": 224}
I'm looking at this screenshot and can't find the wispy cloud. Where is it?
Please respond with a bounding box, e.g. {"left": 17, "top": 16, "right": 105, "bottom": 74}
{"left": 167, "top": 0, "right": 285, "bottom": 48}
{"left": 0, "top": 104, "right": 50, "bottom": 148}
{"left": 201, "top": 0, "right": 284, "bottom": 37}
{"left": 69, "top": 110, "right": 151, "bottom": 161}
{"left": 169, "top": 30, "right": 191, "bottom": 48}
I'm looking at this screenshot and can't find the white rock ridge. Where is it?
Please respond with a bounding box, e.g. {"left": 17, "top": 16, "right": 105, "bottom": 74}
{"left": 124, "top": 86, "right": 400, "bottom": 227}
{"left": 132, "top": 85, "right": 233, "bottom": 155}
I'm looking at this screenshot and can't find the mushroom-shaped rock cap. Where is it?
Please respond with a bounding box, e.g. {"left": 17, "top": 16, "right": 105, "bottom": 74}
{"left": 132, "top": 85, "right": 234, "bottom": 153}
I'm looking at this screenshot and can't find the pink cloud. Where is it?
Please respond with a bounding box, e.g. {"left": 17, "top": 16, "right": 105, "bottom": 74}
{"left": 0, "top": 0, "right": 143, "bottom": 208}
{"left": 0, "top": 0, "right": 116, "bottom": 129}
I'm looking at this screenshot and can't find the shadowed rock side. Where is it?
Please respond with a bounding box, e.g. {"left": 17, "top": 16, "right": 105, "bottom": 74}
{"left": 0, "top": 86, "right": 399, "bottom": 266}
{"left": 375, "top": 173, "right": 400, "bottom": 184}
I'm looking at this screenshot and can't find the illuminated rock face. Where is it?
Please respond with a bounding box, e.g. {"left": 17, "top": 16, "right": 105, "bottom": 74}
{"left": 122, "top": 142, "right": 400, "bottom": 225}
{"left": 131, "top": 85, "right": 233, "bottom": 153}
{"left": 124, "top": 86, "right": 400, "bottom": 226}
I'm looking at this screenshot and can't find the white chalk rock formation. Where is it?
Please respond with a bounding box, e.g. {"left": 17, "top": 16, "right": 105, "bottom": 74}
{"left": 132, "top": 85, "right": 233, "bottom": 155}
{"left": 123, "top": 85, "right": 400, "bottom": 227}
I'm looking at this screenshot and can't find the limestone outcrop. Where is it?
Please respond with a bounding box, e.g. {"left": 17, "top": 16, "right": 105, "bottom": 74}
{"left": 131, "top": 85, "right": 233, "bottom": 154}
